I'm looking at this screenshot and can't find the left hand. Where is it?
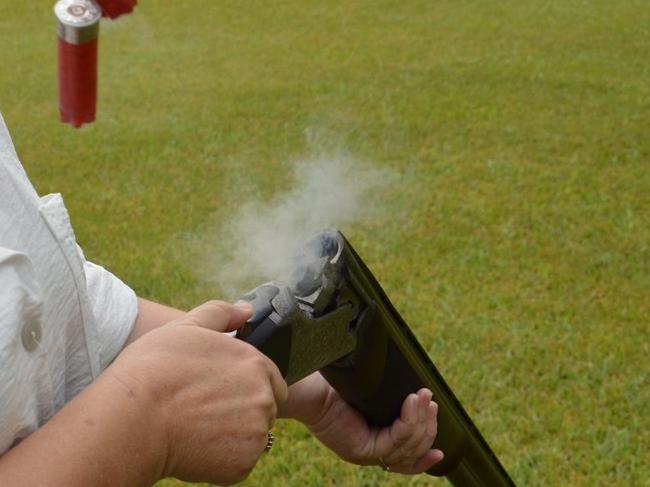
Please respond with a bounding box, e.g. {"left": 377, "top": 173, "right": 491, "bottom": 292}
{"left": 280, "top": 373, "right": 444, "bottom": 474}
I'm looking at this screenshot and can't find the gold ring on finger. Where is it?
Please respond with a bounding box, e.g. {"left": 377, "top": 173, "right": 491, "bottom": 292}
{"left": 264, "top": 431, "right": 274, "bottom": 453}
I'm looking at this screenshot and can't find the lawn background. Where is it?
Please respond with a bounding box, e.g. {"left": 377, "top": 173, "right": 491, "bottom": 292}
{"left": 1, "top": 1, "right": 648, "bottom": 486}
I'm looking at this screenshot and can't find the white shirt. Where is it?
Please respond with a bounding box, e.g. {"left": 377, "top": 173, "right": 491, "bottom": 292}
{"left": 0, "top": 113, "right": 138, "bottom": 453}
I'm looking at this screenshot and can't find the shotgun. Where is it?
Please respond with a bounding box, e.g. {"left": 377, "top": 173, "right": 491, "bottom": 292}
{"left": 237, "top": 231, "right": 515, "bottom": 486}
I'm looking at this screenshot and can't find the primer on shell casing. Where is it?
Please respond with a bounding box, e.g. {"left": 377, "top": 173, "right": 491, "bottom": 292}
{"left": 55, "top": 0, "right": 101, "bottom": 44}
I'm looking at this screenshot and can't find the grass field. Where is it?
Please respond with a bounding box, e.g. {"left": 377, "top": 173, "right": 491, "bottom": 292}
{"left": 1, "top": 1, "right": 649, "bottom": 486}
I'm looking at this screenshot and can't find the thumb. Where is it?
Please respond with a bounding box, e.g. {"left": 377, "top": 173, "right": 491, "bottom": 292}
{"left": 176, "top": 300, "right": 253, "bottom": 333}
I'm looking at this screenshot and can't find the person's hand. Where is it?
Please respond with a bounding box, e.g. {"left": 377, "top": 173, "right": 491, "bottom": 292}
{"left": 106, "top": 300, "right": 288, "bottom": 485}
{"left": 95, "top": 0, "right": 137, "bottom": 19}
{"left": 281, "top": 373, "right": 443, "bottom": 474}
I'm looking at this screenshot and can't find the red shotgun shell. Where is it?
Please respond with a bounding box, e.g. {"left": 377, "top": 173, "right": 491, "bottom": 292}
{"left": 99, "top": 0, "right": 137, "bottom": 19}
{"left": 54, "top": 0, "right": 101, "bottom": 128}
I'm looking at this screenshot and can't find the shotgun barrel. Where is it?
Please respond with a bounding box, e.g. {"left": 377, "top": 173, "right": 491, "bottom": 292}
{"left": 238, "top": 231, "right": 515, "bottom": 486}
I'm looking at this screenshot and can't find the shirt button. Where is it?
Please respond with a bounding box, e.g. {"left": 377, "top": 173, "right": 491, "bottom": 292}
{"left": 21, "top": 320, "right": 42, "bottom": 352}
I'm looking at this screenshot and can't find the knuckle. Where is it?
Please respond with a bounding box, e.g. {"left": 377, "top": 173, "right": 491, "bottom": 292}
{"left": 240, "top": 345, "right": 261, "bottom": 361}
{"left": 392, "top": 430, "right": 411, "bottom": 447}
{"left": 391, "top": 431, "right": 408, "bottom": 445}
{"left": 247, "top": 354, "right": 276, "bottom": 378}
{"left": 182, "top": 315, "right": 204, "bottom": 328}
{"left": 205, "top": 300, "right": 228, "bottom": 313}
{"left": 239, "top": 352, "right": 266, "bottom": 374}
{"left": 262, "top": 398, "right": 276, "bottom": 415}
{"left": 252, "top": 390, "right": 276, "bottom": 415}
{"left": 251, "top": 353, "right": 270, "bottom": 369}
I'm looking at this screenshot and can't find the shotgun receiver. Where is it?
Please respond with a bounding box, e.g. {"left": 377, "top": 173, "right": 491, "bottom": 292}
{"left": 236, "top": 231, "right": 515, "bottom": 486}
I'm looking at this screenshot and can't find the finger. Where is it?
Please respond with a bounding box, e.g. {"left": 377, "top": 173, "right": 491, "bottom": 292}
{"left": 265, "top": 360, "right": 289, "bottom": 407}
{"left": 402, "top": 392, "right": 420, "bottom": 426}
{"left": 411, "top": 400, "right": 438, "bottom": 458}
{"left": 246, "top": 347, "right": 289, "bottom": 408}
{"left": 381, "top": 445, "right": 444, "bottom": 475}
{"left": 426, "top": 401, "right": 439, "bottom": 439}
{"left": 225, "top": 337, "right": 288, "bottom": 415}
{"left": 385, "top": 421, "right": 425, "bottom": 465}
{"left": 408, "top": 448, "right": 445, "bottom": 474}
{"left": 378, "top": 392, "right": 435, "bottom": 466}
{"left": 405, "top": 401, "right": 439, "bottom": 464}
{"left": 176, "top": 300, "right": 253, "bottom": 333}
{"left": 416, "top": 389, "right": 433, "bottom": 423}
{"left": 388, "top": 400, "right": 441, "bottom": 473}
{"left": 373, "top": 393, "right": 419, "bottom": 458}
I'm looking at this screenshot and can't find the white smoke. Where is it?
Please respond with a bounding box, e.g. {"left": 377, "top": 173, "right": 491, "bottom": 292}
{"left": 200, "top": 156, "right": 393, "bottom": 297}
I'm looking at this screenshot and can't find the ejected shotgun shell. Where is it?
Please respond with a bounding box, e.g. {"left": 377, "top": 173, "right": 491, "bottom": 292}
{"left": 100, "top": 0, "right": 137, "bottom": 19}
{"left": 55, "top": 0, "right": 101, "bottom": 128}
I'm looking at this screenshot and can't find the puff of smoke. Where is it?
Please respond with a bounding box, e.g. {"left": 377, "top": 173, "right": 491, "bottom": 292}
{"left": 205, "top": 156, "right": 393, "bottom": 297}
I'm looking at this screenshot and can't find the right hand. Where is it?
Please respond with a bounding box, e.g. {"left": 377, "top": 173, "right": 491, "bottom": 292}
{"left": 106, "top": 300, "right": 288, "bottom": 485}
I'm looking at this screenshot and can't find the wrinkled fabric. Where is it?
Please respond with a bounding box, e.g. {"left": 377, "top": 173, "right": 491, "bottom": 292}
{"left": 0, "top": 113, "right": 138, "bottom": 453}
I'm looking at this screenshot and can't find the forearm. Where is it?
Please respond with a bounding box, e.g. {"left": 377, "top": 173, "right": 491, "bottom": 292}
{"left": 125, "top": 298, "right": 186, "bottom": 346}
{"left": 0, "top": 367, "right": 164, "bottom": 486}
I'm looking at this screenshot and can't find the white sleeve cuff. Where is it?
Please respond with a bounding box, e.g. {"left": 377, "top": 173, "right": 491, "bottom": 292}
{"left": 83, "top": 260, "right": 138, "bottom": 370}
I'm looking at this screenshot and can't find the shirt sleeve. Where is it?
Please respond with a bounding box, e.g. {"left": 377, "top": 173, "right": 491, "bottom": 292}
{"left": 0, "top": 247, "right": 46, "bottom": 454}
{"left": 82, "top": 258, "right": 139, "bottom": 370}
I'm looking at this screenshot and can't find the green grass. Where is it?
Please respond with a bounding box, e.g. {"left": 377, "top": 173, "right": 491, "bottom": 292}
{"left": 1, "top": 1, "right": 649, "bottom": 485}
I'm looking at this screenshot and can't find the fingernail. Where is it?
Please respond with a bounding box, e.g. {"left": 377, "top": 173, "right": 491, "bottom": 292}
{"left": 234, "top": 301, "right": 253, "bottom": 312}
{"left": 405, "top": 394, "right": 416, "bottom": 408}
{"left": 429, "top": 402, "right": 438, "bottom": 415}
